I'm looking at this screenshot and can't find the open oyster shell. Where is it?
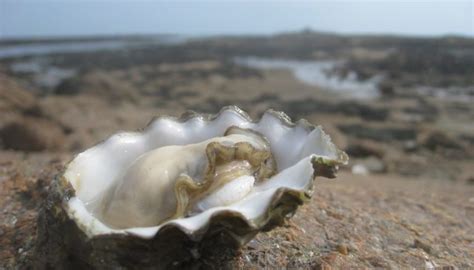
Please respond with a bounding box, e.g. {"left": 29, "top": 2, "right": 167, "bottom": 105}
{"left": 36, "top": 106, "right": 348, "bottom": 269}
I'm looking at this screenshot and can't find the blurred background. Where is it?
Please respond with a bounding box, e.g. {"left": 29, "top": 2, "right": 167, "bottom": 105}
{"left": 1, "top": 0, "right": 473, "bottom": 268}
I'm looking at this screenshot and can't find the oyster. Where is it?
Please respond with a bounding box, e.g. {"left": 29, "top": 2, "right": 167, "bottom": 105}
{"left": 36, "top": 106, "right": 348, "bottom": 269}
{"left": 98, "top": 126, "right": 276, "bottom": 228}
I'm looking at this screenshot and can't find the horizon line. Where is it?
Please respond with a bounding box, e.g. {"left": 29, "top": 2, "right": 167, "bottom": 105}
{"left": 1, "top": 29, "right": 473, "bottom": 42}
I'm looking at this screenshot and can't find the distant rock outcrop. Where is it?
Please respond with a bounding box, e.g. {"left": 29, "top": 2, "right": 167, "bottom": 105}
{"left": 0, "top": 116, "right": 66, "bottom": 152}
{"left": 0, "top": 74, "right": 66, "bottom": 151}
{"left": 0, "top": 74, "right": 39, "bottom": 114}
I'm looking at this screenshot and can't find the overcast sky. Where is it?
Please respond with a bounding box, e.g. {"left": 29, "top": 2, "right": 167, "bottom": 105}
{"left": 1, "top": 0, "right": 472, "bottom": 39}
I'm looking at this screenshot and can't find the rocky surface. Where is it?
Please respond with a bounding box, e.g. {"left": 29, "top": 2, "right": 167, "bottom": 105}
{"left": 1, "top": 153, "right": 472, "bottom": 269}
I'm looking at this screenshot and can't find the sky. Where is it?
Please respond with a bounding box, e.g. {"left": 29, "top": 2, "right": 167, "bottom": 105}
{"left": 0, "top": 0, "right": 473, "bottom": 39}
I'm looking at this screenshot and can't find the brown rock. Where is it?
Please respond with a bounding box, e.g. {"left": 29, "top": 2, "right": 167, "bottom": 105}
{"left": 378, "top": 81, "right": 395, "bottom": 97}
{"left": 321, "top": 252, "right": 338, "bottom": 265}
{"left": 0, "top": 74, "right": 37, "bottom": 113}
{"left": 54, "top": 71, "right": 139, "bottom": 104}
{"left": 346, "top": 139, "right": 385, "bottom": 158}
{"left": 467, "top": 176, "right": 474, "bottom": 185}
{"left": 0, "top": 117, "right": 65, "bottom": 151}
{"left": 336, "top": 244, "right": 348, "bottom": 255}
{"left": 313, "top": 261, "right": 332, "bottom": 270}
{"left": 365, "top": 256, "right": 389, "bottom": 268}
{"left": 419, "top": 130, "right": 463, "bottom": 151}
{"left": 413, "top": 239, "right": 432, "bottom": 254}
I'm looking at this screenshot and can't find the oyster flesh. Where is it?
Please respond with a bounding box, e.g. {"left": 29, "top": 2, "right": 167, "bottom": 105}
{"left": 99, "top": 126, "right": 276, "bottom": 228}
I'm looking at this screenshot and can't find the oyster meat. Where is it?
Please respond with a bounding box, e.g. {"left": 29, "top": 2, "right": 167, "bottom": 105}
{"left": 99, "top": 127, "right": 276, "bottom": 228}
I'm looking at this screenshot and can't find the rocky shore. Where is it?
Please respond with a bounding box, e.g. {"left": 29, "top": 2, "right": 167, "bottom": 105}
{"left": 1, "top": 32, "right": 473, "bottom": 268}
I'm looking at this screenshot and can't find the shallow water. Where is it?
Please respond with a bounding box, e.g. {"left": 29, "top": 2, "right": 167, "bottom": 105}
{"left": 1, "top": 36, "right": 187, "bottom": 90}
{"left": 10, "top": 59, "right": 76, "bottom": 89}
{"left": 234, "top": 57, "right": 383, "bottom": 99}
{"left": 0, "top": 36, "right": 185, "bottom": 59}
{"left": 416, "top": 86, "right": 474, "bottom": 103}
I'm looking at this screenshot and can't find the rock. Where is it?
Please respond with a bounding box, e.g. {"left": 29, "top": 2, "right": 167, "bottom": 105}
{"left": 413, "top": 239, "right": 432, "bottom": 254}
{"left": 53, "top": 77, "right": 82, "bottom": 95}
{"left": 459, "top": 134, "right": 474, "bottom": 145}
{"left": 403, "top": 99, "right": 439, "bottom": 122}
{"left": 0, "top": 117, "right": 66, "bottom": 152}
{"left": 345, "top": 140, "right": 385, "bottom": 158}
{"left": 338, "top": 124, "right": 417, "bottom": 142}
{"left": 0, "top": 74, "right": 38, "bottom": 113}
{"left": 312, "top": 261, "right": 332, "bottom": 270}
{"left": 336, "top": 244, "right": 348, "bottom": 255}
{"left": 54, "top": 72, "right": 139, "bottom": 104}
{"left": 466, "top": 177, "right": 474, "bottom": 185}
{"left": 365, "top": 256, "right": 390, "bottom": 268}
{"left": 419, "top": 131, "right": 463, "bottom": 151}
{"left": 390, "top": 155, "right": 428, "bottom": 177}
{"left": 418, "top": 130, "right": 469, "bottom": 159}
{"left": 378, "top": 81, "right": 395, "bottom": 97}
{"left": 284, "top": 99, "right": 389, "bottom": 121}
